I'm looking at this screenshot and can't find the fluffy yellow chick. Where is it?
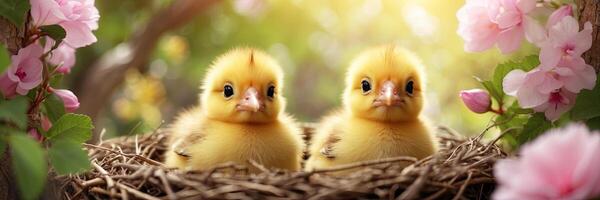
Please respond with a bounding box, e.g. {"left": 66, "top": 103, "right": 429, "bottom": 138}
{"left": 305, "top": 45, "right": 438, "bottom": 171}
{"left": 164, "top": 48, "right": 303, "bottom": 173}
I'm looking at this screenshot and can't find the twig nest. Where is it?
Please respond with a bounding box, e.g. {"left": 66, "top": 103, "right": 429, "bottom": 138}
{"left": 59, "top": 125, "right": 506, "bottom": 199}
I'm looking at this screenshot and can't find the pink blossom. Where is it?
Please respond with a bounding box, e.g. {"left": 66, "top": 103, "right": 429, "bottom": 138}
{"left": 30, "top": 0, "right": 100, "bottom": 48}
{"left": 493, "top": 123, "right": 600, "bottom": 200}
{"left": 503, "top": 59, "right": 596, "bottom": 115}
{"left": 52, "top": 88, "right": 80, "bottom": 112}
{"left": 532, "top": 89, "right": 576, "bottom": 121}
{"left": 28, "top": 129, "right": 43, "bottom": 142}
{"left": 503, "top": 68, "right": 563, "bottom": 108}
{"left": 1, "top": 43, "right": 44, "bottom": 97}
{"left": 487, "top": 0, "right": 539, "bottom": 53}
{"left": 546, "top": 5, "right": 573, "bottom": 28}
{"left": 44, "top": 37, "right": 76, "bottom": 74}
{"left": 457, "top": 0, "right": 502, "bottom": 52}
{"left": 554, "top": 57, "right": 596, "bottom": 93}
{"left": 28, "top": 116, "right": 52, "bottom": 142}
{"left": 0, "top": 73, "right": 18, "bottom": 98}
{"left": 539, "top": 16, "right": 593, "bottom": 69}
{"left": 457, "top": 0, "right": 541, "bottom": 54}
{"left": 459, "top": 89, "right": 491, "bottom": 113}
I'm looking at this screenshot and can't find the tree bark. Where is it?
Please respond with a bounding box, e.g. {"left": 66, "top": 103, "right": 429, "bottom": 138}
{"left": 577, "top": 0, "right": 600, "bottom": 72}
{"left": 0, "top": 17, "right": 24, "bottom": 55}
{"left": 76, "top": 0, "right": 220, "bottom": 143}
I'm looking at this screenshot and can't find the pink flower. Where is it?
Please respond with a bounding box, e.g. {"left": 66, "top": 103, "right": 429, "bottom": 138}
{"left": 457, "top": 0, "right": 502, "bottom": 52}
{"left": 28, "top": 116, "right": 52, "bottom": 142}
{"left": 52, "top": 88, "right": 80, "bottom": 112}
{"left": 503, "top": 68, "right": 563, "bottom": 108}
{"left": 44, "top": 37, "right": 76, "bottom": 74}
{"left": 457, "top": 0, "right": 541, "bottom": 54}
{"left": 539, "top": 16, "right": 593, "bottom": 69}
{"left": 487, "top": 0, "right": 539, "bottom": 53}
{"left": 493, "top": 124, "right": 600, "bottom": 200}
{"left": 503, "top": 59, "right": 595, "bottom": 109}
{"left": 546, "top": 5, "right": 573, "bottom": 29}
{"left": 502, "top": 59, "right": 596, "bottom": 121}
{"left": 30, "top": 0, "right": 100, "bottom": 48}
{"left": 28, "top": 129, "right": 43, "bottom": 142}
{"left": 0, "top": 73, "right": 18, "bottom": 98}
{"left": 1, "top": 43, "right": 44, "bottom": 97}
{"left": 41, "top": 115, "right": 52, "bottom": 131}
{"left": 459, "top": 89, "right": 491, "bottom": 113}
{"left": 554, "top": 57, "right": 597, "bottom": 94}
{"left": 532, "top": 89, "right": 576, "bottom": 121}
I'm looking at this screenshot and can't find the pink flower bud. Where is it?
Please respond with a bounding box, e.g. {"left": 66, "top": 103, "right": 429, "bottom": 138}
{"left": 459, "top": 89, "right": 491, "bottom": 114}
{"left": 546, "top": 5, "right": 573, "bottom": 28}
{"left": 28, "top": 129, "right": 43, "bottom": 142}
{"left": 41, "top": 115, "right": 52, "bottom": 131}
{"left": 52, "top": 88, "right": 80, "bottom": 112}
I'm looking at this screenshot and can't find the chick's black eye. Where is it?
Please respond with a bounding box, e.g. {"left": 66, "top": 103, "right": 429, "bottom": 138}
{"left": 405, "top": 80, "right": 414, "bottom": 96}
{"left": 361, "top": 80, "right": 371, "bottom": 94}
{"left": 223, "top": 84, "right": 234, "bottom": 98}
{"left": 267, "top": 86, "right": 275, "bottom": 98}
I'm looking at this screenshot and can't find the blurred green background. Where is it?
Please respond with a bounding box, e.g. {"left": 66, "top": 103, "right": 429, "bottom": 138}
{"left": 67, "top": 0, "right": 537, "bottom": 138}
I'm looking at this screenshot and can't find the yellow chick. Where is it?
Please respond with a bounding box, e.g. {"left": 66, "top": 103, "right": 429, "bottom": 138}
{"left": 305, "top": 45, "right": 438, "bottom": 171}
{"left": 164, "top": 48, "right": 303, "bottom": 173}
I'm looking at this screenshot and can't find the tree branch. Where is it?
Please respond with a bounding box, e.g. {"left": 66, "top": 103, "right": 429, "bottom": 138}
{"left": 0, "top": 17, "right": 24, "bottom": 55}
{"left": 576, "top": 0, "right": 600, "bottom": 72}
{"left": 77, "top": 0, "right": 221, "bottom": 143}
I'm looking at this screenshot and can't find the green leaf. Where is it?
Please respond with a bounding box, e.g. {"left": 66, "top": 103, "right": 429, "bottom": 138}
{"left": 517, "top": 113, "right": 552, "bottom": 145}
{"left": 0, "top": 0, "right": 30, "bottom": 27}
{"left": 492, "top": 55, "right": 539, "bottom": 98}
{"left": 46, "top": 114, "right": 93, "bottom": 143}
{"left": 49, "top": 74, "right": 63, "bottom": 86}
{"left": 571, "top": 76, "right": 600, "bottom": 120}
{"left": 9, "top": 133, "right": 47, "bottom": 200}
{"left": 0, "top": 97, "right": 28, "bottom": 128}
{"left": 48, "top": 140, "right": 90, "bottom": 174}
{"left": 476, "top": 77, "right": 503, "bottom": 103}
{"left": 0, "top": 43, "right": 9, "bottom": 73}
{"left": 40, "top": 25, "right": 66, "bottom": 49}
{"left": 43, "top": 94, "right": 65, "bottom": 123}
{"left": 586, "top": 116, "right": 600, "bottom": 131}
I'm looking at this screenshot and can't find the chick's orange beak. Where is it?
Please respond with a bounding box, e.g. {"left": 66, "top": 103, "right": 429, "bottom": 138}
{"left": 374, "top": 81, "right": 401, "bottom": 107}
{"left": 237, "top": 87, "right": 261, "bottom": 112}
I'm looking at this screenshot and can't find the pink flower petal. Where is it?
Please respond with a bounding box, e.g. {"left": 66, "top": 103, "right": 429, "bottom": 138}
{"left": 61, "top": 21, "right": 97, "bottom": 48}
{"left": 523, "top": 16, "right": 546, "bottom": 46}
{"left": 4, "top": 43, "right": 44, "bottom": 95}
{"left": 457, "top": 0, "right": 501, "bottom": 52}
{"left": 494, "top": 124, "right": 600, "bottom": 199}
{"left": 53, "top": 89, "right": 80, "bottom": 112}
{"left": 503, "top": 69, "right": 527, "bottom": 95}
{"left": 497, "top": 25, "right": 524, "bottom": 54}
{"left": 540, "top": 45, "right": 562, "bottom": 68}
{"left": 30, "top": 0, "right": 67, "bottom": 26}
{"left": 572, "top": 22, "right": 593, "bottom": 57}
{"left": 546, "top": 5, "right": 573, "bottom": 29}
{"left": 562, "top": 64, "right": 597, "bottom": 93}
{"left": 496, "top": 10, "right": 521, "bottom": 29}
{"left": 0, "top": 73, "right": 18, "bottom": 98}
{"left": 549, "top": 16, "right": 579, "bottom": 42}
{"left": 516, "top": 0, "right": 536, "bottom": 13}
{"left": 44, "top": 37, "right": 76, "bottom": 74}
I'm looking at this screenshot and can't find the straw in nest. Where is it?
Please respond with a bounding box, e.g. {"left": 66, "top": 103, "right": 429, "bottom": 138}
{"left": 59, "top": 125, "right": 507, "bottom": 200}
